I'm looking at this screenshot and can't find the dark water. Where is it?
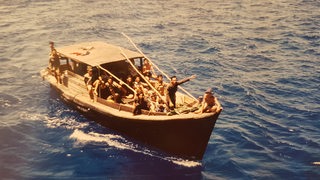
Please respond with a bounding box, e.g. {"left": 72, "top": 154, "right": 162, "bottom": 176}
{"left": 1, "top": 0, "right": 319, "bottom": 179}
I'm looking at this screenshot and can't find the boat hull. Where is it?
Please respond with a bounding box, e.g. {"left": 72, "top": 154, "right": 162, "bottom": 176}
{"left": 81, "top": 105, "right": 219, "bottom": 160}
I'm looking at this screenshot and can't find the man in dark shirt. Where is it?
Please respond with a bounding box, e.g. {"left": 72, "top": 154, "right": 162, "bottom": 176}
{"left": 133, "top": 93, "right": 149, "bottom": 115}
{"left": 166, "top": 75, "right": 196, "bottom": 110}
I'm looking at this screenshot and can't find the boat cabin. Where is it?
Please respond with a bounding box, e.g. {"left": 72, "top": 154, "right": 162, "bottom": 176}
{"left": 57, "top": 41, "right": 144, "bottom": 80}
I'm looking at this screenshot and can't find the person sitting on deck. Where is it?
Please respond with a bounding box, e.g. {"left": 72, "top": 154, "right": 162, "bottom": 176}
{"left": 154, "top": 74, "right": 166, "bottom": 96}
{"left": 142, "top": 58, "right": 156, "bottom": 78}
{"left": 133, "top": 93, "right": 149, "bottom": 115}
{"left": 93, "top": 71, "right": 108, "bottom": 98}
{"left": 105, "top": 77, "right": 124, "bottom": 99}
{"left": 122, "top": 75, "right": 135, "bottom": 99}
{"left": 165, "top": 75, "right": 196, "bottom": 110}
{"left": 195, "top": 88, "right": 222, "bottom": 114}
{"left": 107, "top": 92, "right": 124, "bottom": 104}
{"left": 133, "top": 76, "right": 148, "bottom": 94}
{"left": 96, "top": 81, "right": 109, "bottom": 99}
{"left": 147, "top": 92, "right": 166, "bottom": 113}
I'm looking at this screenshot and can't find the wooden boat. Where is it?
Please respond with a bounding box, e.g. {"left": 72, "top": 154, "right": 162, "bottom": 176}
{"left": 40, "top": 38, "right": 222, "bottom": 160}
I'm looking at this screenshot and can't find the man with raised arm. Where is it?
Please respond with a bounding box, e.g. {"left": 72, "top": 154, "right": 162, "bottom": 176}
{"left": 166, "top": 75, "right": 196, "bottom": 110}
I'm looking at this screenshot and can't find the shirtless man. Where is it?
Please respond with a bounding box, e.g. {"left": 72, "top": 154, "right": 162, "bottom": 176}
{"left": 49, "top": 47, "right": 61, "bottom": 83}
{"left": 154, "top": 74, "right": 166, "bottom": 96}
{"left": 105, "top": 77, "right": 125, "bottom": 99}
{"left": 195, "top": 88, "right": 222, "bottom": 114}
{"left": 142, "top": 58, "right": 156, "bottom": 78}
{"left": 84, "top": 67, "right": 94, "bottom": 99}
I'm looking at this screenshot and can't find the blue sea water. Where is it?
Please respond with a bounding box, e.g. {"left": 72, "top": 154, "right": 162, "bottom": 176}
{"left": 0, "top": 0, "right": 319, "bottom": 179}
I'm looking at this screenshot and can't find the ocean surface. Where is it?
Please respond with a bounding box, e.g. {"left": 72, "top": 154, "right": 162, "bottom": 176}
{"left": 0, "top": 0, "right": 319, "bottom": 179}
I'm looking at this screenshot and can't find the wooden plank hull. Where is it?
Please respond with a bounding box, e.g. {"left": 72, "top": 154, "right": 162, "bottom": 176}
{"left": 41, "top": 69, "right": 221, "bottom": 160}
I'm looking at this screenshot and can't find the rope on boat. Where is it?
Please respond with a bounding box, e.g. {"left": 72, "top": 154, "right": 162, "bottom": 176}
{"left": 121, "top": 32, "right": 198, "bottom": 102}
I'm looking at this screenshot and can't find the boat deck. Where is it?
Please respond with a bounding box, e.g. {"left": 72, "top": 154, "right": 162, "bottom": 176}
{"left": 41, "top": 68, "right": 217, "bottom": 121}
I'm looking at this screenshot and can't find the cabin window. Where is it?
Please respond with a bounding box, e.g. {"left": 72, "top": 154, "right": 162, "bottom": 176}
{"left": 72, "top": 62, "right": 88, "bottom": 76}
{"left": 58, "top": 57, "right": 71, "bottom": 72}
{"left": 132, "top": 58, "right": 143, "bottom": 71}
{"left": 101, "top": 61, "right": 132, "bottom": 80}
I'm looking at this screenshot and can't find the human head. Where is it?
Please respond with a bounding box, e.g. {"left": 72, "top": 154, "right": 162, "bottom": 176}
{"left": 157, "top": 74, "right": 163, "bottom": 81}
{"left": 87, "top": 67, "right": 93, "bottom": 75}
{"left": 114, "top": 93, "right": 120, "bottom": 100}
{"left": 170, "top": 76, "right": 177, "bottom": 85}
{"left": 138, "top": 93, "right": 144, "bottom": 99}
{"left": 205, "top": 88, "right": 213, "bottom": 95}
{"left": 51, "top": 49, "right": 58, "bottom": 55}
{"left": 151, "top": 93, "right": 156, "bottom": 101}
{"left": 107, "top": 77, "right": 113, "bottom": 84}
{"left": 135, "top": 76, "right": 140, "bottom": 82}
{"left": 127, "top": 75, "right": 132, "bottom": 82}
{"left": 49, "top": 41, "right": 54, "bottom": 49}
{"left": 145, "top": 76, "right": 150, "bottom": 81}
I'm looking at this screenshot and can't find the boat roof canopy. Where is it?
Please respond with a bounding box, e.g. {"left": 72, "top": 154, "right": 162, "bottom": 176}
{"left": 57, "top": 41, "right": 143, "bottom": 66}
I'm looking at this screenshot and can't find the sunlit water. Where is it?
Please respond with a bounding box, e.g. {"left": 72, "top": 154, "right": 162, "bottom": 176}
{"left": 0, "top": 0, "right": 319, "bottom": 179}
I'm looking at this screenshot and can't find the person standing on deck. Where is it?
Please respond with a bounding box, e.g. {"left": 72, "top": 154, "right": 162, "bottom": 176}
{"left": 49, "top": 42, "right": 56, "bottom": 59}
{"left": 84, "top": 67, "right": 94, "bottom": 99}
{"left": 48, "top": 41, "right": 61, "bottom": 84}
{"left": 166, "top": 75, "right": 196, "bottom": 110}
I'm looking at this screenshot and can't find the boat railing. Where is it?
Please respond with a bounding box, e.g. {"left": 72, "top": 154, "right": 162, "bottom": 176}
{"left": 96, "top": 96, "right": 167, "bottom": 116}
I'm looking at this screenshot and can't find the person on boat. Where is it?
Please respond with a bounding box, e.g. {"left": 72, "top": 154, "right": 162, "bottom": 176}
{"left": 133, "top": 92, "right": 149, "bottom": 115}
{"left": 96, "top": 80, "right": 109, "bottom": 99}
{"left": 107, "top": 92, "right": 124, "bottom": 104}
{"left": 133, "top": 76, "right": 148, "bottom": 94}
{"left": 84, "top": 67, "right": 94, "bottom": 99}
{"left": 147, "top": 92, "right": 157, "bottom": 112}
{"left": 105, "top": 77, "right": 124, "bottom": 98}
{"left": 122, "top": 75, "right": 135, "bottom": 98}
{"left": 156, "top": 99, "right": 166, "bottom": 112}
{"left": 147, "top": 92, "right": 166, "bottom": 113}
{"left": 93, "top": 71, "right": 108, "bottom": 97}
{"left": 49, "top": 48, "right": 61, "bottom": 84}
{"left": 142, "top": 58, "right": 155, "bottom": 78}
{"left": 166, "top": 75, "right": 196, "bottom": 110}
{"left": 154, "top": 74, "right": 166, "bottom": 96}
{"left": 48, "top": 41, "right": 56, "bottom": 67}
{"left": 195, "top": 88, "right": 222, "bottom": 114}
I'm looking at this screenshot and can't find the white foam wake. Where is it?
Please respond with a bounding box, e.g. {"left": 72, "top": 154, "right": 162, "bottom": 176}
{"left": 69, "top": 129, "right": 201, "bottom": 167}
{"left": 70, "top": 129, "right": 131, "bottom": 150}
{"left": 20, "top": 111, "right": 89, "bottom": 130}
{"left": 45, "top": 116, "right": 89, "bottom": 130}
